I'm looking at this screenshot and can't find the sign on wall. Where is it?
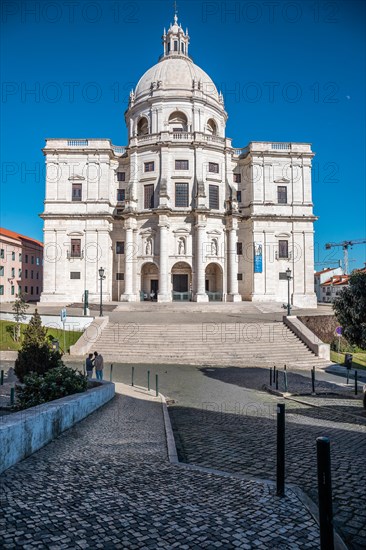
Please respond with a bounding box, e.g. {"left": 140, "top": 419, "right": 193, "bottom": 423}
{"left": 254, "top": 243, "right": 263, "bottom": 273}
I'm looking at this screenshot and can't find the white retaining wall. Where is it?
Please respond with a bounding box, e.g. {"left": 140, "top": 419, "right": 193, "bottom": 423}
{"left": 0, "top": 381, "right": 115, "bottom": 474}
{"left": 0, "top": 312, "right": 94, "bottom": 332}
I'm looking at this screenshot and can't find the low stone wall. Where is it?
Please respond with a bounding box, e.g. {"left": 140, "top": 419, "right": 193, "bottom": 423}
{"left": 0, "top": 312, "right": 94, "bottom": 332}
{"left": 283, "top": 316, "right": 330, "bottom": 360}
{"left": 0, "top": 381, "right": 115, "bottom": 474}
{"left": 298, "top": 315, "right": 339, "bottom": 345}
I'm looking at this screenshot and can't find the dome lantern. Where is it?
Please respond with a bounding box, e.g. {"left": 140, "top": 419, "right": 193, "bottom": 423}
{"left": 162, "top": 9, "right": 190, "bottom": 59}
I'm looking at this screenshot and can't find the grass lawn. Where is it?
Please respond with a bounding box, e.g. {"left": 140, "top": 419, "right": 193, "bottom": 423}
{"left": 330, "top": 350, "right": 366, "bottom": 371}
{"left": 0, "top": 320, "right": 83, "bottom": 353}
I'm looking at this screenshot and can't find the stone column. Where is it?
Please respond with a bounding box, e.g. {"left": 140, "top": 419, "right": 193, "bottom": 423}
{"left": 121, "top": 218, "right": 137, "bottom": 301}
{"left": 227, "top": 217, "right": 242, "bottom": 302}
{"left": 194, "top": 215, "right": 208, "bottom": 302}
{"left": 158, "top": 216, "right": 170, "bottom": 302}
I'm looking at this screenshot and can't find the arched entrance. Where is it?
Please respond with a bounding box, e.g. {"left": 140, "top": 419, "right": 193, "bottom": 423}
{"left": 171, "top": 261, "right": 192, "bottom": 301}
{"left": 140, "top": 262, "right": 159, "bottom": 301}
{"left": 205, "top": 263, "right": 223, "bottom": 301}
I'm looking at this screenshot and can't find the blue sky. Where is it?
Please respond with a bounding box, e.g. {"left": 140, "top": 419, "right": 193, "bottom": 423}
{"left": 1, "top": 0, "right": 365, "bottom": 269}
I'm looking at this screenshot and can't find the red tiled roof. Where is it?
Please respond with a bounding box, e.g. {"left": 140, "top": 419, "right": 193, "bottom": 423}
{"left": 321, "top": 275, "right": 349, "bottom": 286}
{"left": 314, "top": 267, "right": 338, "bottom": 276}
{"left": 0, "top": 227, "right": 43, "bottom": 247}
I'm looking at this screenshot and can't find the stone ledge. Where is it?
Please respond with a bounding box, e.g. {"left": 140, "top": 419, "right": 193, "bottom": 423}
{"left": 0, "top": 381, "right": 115, "bottom": 474}
{"left": 70, "top": 316, "right": 109, "bottom": 356}
{"left": 284, "top": 315, "right": 330, "bottom": 360}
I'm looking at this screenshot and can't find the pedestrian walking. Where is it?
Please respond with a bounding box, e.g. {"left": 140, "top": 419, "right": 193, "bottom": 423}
{"left": 85, "top": 353, "right": 94, "bottom": 379}
{"left": 94, "top": 351, "right": 104, "bottom": 381}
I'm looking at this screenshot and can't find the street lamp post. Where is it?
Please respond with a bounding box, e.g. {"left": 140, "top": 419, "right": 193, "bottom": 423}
{"left": 99, "top": 267, "right": 106, "bottom": 317}
{"left": 286, "top": 267, "right": 292, "bottom": 316}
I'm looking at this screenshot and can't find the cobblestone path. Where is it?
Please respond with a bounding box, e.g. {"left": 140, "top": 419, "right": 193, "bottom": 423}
{"left": 170, "top": 387, "right": 366, "bottom": 550}
{"left": 0, "top": 385, "right": 322, "bottom": 549}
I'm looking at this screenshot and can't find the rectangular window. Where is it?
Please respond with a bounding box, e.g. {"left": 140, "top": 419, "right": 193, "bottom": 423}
{"left": 0, "top": 285, "right": 3, "bottom": 295}
{"left": 25, "top": 269, "right": 28, "bottom": 278}
{"left": 208, "top": 162, "right": 219, "bottom": 173}
{"left": 11, "top": 285, "right": 15, "bottom": 295}
{"left": 18, "top": 285, "right": 21, "bottom": 293}
{"left": 36, "top": 272, "right": 39, "bottom": 279}
{"left": 175, "top": 183, "right": 189, "bottom": 207}
{"left": 116, "top": 273, "right": 124, "bottom": 281}
{"left": 25, "top": 286, "right": 28, "bottom": 293}
{"left": 70, "top": 239, "right": 81, "bottom": 258}
{"left": 277, "top": 186, "right": 287, "bottom": 204}
{"left": 237, "top": 273, "right": 243, "bottom": 281}
{"left": 31, "top": 286, "right": 34, "bottom": 295}
{"left": 233, "top": 173, "right": 241, "bottom": 183}
{"left": 18, "top": 269, "right": 22, "bottom": 277}
{"left": 31, "top": 256, "right": 34, "bottom": 264}
{"left": 144, "top": 161, "right": 154, "bottom": 172}
{"left": 11, "top": 268, "right": 15, "bottom": 277}
{"left": 12, "top": 252, "right": 15, "bottom": 260}
{"left": 117, "top": 189, "right": 125, "bottom": 202}
{"left": 70, "top": 272, "right": 81, "bottom": 279}
{"left": 237, "top": 191, "right": 242, "bottom": 203}
{"left": 25, "top": 254, "right": 28, "bottom": 263}
{"left": 31, "top": 270, "right": 34, "bottom": 279}
{"left": 0, "top": 266, "right": 4, "bottom": 276}
{"left": 236, "top": 242, "right": 243, "bottom": 255}
{"left": 19, "top": 253, "right": 22, "bottom": 261}
{"left": 0, "top": 249, "right": 4, "bottom": 259}
{"left": 36, "top": 257, "right": 40, "bottom": 265}
{"left": 175, "top": 160, "right": 189, "bottom": 170}
{"left": 209, "top": 184, "right": 219, "bottom": 209}
{"left": 72, "top": 183, "right": 82, "bottom": 201}
{"left": 278, "top": 240, "right": 289, "bottom": 259}
{"left": 117, "top": 172, "right": 126, "bottom": 181}
{"left": 116, "top": 241, "right": 125, "bottom": 255}
{"left": 144, "top": 184, "right": 154, "bottom": 209}
{"left": 36, "top": 287, "right": 39, "bottom": 294}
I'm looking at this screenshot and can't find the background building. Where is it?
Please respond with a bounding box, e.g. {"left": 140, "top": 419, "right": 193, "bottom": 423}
{"left": 41, "top": 15, "right": 317, "bottom": 308}
{"left": 0, "top": 228, "right": 43, "bottom": 302}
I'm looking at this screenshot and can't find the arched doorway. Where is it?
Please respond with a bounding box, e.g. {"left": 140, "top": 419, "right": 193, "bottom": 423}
{"left": 205, "top": 263, "right": 223, "bottom": 301}
{"left": 140, "top": 262, "right": 159, "bottom": 301}
{"left": 171, "top": 261, "right": 192, "bottom": 301}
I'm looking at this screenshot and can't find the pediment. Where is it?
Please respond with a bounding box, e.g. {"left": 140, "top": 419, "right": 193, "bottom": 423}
{"left": 67, "top": 231, "right": 84, "bottom": 236}
{"left": 68, "top": 174, "right": 85, "bottom": 181}
{"left": 173, "top": 227, "right": 190, "bottom": 234}
{"left": 206, "top": 229, "right": 221, "bottom": 236}
{"left": 274, "top": 178, "right": 290, "bottom": 184}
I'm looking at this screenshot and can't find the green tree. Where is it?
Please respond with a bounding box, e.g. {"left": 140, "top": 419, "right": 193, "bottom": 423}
{"left": 23, "top": 308, "right": 48, "bottom": 347}
{"left": 12, "top": 292, "right": 29, "bottom": 341}
{"left": 333, "top": 271, "right": 366, "bottom": 349}
{"left": 14, "top": 342, "right": 64, "bottom": 383}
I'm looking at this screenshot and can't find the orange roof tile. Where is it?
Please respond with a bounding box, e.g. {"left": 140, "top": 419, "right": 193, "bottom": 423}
{"left": 0, "top": 227, "right": 43, "bottom": 247}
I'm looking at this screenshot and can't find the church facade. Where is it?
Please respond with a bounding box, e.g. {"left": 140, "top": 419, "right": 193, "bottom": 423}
{"left": 40, "top": 15, "right": 317, "bottom": 307}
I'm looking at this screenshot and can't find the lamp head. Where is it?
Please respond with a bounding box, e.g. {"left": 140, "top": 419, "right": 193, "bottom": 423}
{"left": 99, "top": 267, "right": 105, "bottom": 278}
{"left": 286, "top": 267, "right": 292, "bottom": 279}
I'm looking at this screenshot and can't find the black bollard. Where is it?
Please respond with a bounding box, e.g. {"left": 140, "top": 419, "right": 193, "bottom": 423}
{"left": 10, "top": 387, "right": 15, "bottom": 406}
{"left": 131, "top": 366, "right": 134, "bottom": 387}
{"left": 284, "top": 364, "right": 287, "bottom": 371}
{"left": 311, "top": 367, "right": 315, "bottom": 394}
{"left": 155, "top": 374, "right": 159, "bottom": 397}
{"left": 0, "top": 370, "right": 3, "bottom": 385}
{"left": 276, "top": 403, "right": 285, "bottom": 496}
{"left": 110, "top": 363, "right": 113, "bottom": 382}
{"left": 355, "top": 370, "right": 358, "bottom": 395}
{"left": 284, "top": 370, "right": 288, "bottom": 392}
{"left": 270, "top": 367, "right": 273, "bottom": 386}
{"left": 273, "top": 365, "right": 276, "bottom": 381}
{"left": 275, "top": 369, "right": 279, "bottom": 390}
{"left": 148, "top": 370, "right": 150, "bottom": 391}
{"left": 316, "top": 437, "right": 334, "bottom": 550}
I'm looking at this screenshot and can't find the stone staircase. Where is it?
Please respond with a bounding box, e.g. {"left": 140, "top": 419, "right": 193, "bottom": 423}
{"left": 91, "top": 321, "right": 331, "bottom": 368}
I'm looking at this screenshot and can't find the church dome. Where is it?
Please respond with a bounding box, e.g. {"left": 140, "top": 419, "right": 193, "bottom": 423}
{"left": 134, "top": 57, "right": 219, "bottom": 102}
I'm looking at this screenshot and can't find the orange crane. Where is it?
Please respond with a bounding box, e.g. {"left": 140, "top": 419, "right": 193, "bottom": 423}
{"left": 325, "top": 239, "right": 366, "bottom": 275}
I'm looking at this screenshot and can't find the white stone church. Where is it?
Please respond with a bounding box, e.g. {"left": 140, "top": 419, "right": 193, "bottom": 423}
{"left": 40, "top": 14, "right": 317, "bottom": 307}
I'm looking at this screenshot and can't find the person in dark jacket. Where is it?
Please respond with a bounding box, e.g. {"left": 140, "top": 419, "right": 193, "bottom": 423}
{"left": 86, "top": 353, "right": 94, "bottom": 379}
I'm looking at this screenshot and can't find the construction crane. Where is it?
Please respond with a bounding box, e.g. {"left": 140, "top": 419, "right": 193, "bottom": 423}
{"left": 325, "top": 239, "right": 366, "bottom": 275}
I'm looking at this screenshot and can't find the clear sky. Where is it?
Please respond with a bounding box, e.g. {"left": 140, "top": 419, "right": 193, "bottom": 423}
{"left": 1, "top": 0, "right": 365, "bottom": 270}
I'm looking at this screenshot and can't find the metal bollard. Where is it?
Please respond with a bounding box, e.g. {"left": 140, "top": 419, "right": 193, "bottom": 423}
{"left": 284, "top": 370, "right": 288, "bottom": 392}
{"left": 110, "top": 363, "right": 113, "bottom": 382}
{"left": 275, "top": 369, "right": 279, "bottom": 390}
{"left": 0, "top": 370, "right": 3, "bottom": 385}
{"left": 355, "top": 370, "right": 358, "bottom": 395}
{"left": 311, "top": 367, "right": 315, "bottom": 394}
{"left": 148, "top": 370, "right": 150, "bottom": 391}
{"left": 10, "top": 387, "right": 15, "bottom": 406}
{"left": 316, "top": 437, "right": 334, "bottom": 550}
{"left": 131, "top": 366, "right": 134, "bottom": 387}
{"left": 276, "top": 403, "right": 285, "bottom": 496}
{"left": 273, "top": 365, "right": 276, "bottom": 381}
{"left": 270, "top": 368, "right": 273, "bottom": 386}
{"left": 284, "top": 364, "right": 287, "bottom": 371}
{"left": 155, "top": 374, "right": 159, "bottom": 397}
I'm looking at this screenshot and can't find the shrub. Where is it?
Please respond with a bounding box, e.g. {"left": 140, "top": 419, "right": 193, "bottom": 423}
{"left": 16, "top": 366, "right": 88, "bottom": 410}
{"left": 14, "top": 342, "right": 64, "bottom": 383}
{"left": 23, "top": 309, "right": 48, "bottom": 347}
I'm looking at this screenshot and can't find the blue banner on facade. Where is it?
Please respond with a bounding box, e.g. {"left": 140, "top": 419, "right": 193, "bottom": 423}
{"left": 254, "top": 243, "right": 263, "bottom": 273}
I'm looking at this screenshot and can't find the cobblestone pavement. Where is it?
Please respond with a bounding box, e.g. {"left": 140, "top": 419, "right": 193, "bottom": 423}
{"left": 169, "top": 368, "right": 366, "bottom": 550}
{"left": 0, "top": 384, "right": 322, "bottom": 549}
